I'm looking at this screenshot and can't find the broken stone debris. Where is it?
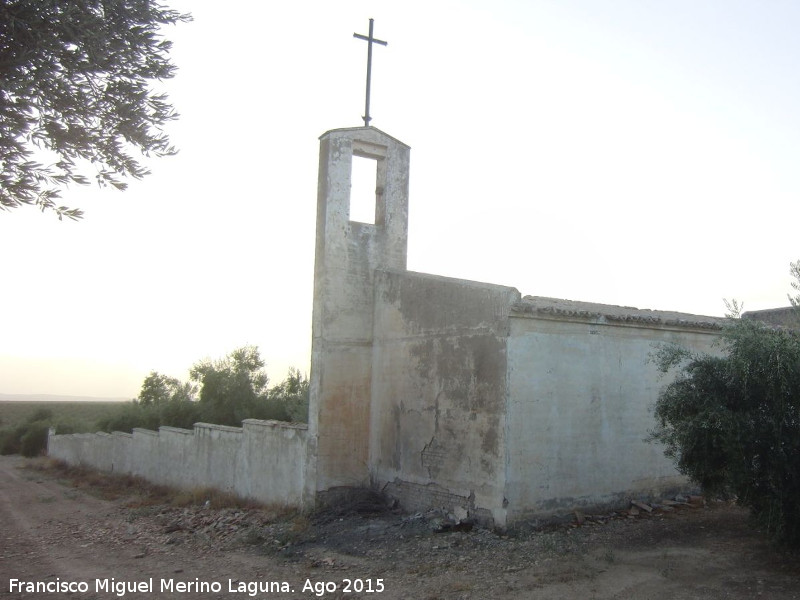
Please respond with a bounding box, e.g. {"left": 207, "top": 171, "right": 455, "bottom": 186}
{"left": 420, "top": 507, "right": 475, "bottom": 534}
{"left": 569, "top": 495, "right": 712, "bottom": 527}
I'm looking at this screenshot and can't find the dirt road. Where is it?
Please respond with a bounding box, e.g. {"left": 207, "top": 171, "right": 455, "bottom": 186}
{"left": 1, "top": 455, "right": 798, "bottom": 599}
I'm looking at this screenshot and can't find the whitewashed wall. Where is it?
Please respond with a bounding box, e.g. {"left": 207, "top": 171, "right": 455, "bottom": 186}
{"left": 48, "top": 419, "right": 309, "bottom": 508}
{"left": 505, "top": 296, "right": 724, "bottom": 522}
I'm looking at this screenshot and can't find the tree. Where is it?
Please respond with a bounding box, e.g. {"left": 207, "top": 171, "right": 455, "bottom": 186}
{"left": 651, "top": 312, "right": 800, "bottom": 547}
{"left": 269, "top": 367, "right": 310, "bottom": 422}
{"left": 99, "top": 349, "right": 308, "bottom": 433}
{"left": 97, "top": 370, "right": 199, "bottom": 432}
{"left": 190, "top": 346, "right": 271, "bottom": 426}
{"left": 0, "top": 0, "right": 190, "bottom": 219}
{"left": 790, "top": 259, "right": 800, "bottom": 307}
{"left": 137, "top": 371, "right": 195, "bottom": 406}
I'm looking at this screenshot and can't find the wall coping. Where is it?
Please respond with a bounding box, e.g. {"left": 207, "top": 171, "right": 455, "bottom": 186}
{"left": 319, "top": 125, "right": 410, "bottom": 149}
{"left": 132, "top": 428, "right": 159, "bottom": 436}
{"left": 380, "top": 268, "right": 522, "bottom": 298}
{"left": 512, "top": 295, "right": 725, "bottom": 331}
{"left": 743, "top": 306, "right": 796, "bottom": 319}
{"left": 193, "top": 422, "right": 244, "bottom": 433}
{"left": 159, "top": 426, "right": 194, "bottom": 435}
{"left": 52, "top": 421, "right": 308, "bottom": 440}
{"left": 242, "top": 419, "right": 309, "bottom": 430}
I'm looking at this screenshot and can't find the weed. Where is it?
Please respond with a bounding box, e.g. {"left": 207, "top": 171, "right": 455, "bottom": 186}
{"left": 291, "top": 513, "right": 311, "bottom": 534}
{"left": 238, "top": 528, "right": 268, "bottom": 546}
{"left": 538, "top": 531, "right": 579, "bottom": 556}
{"left": 167, "top": 486, "right": 265, "bottom": 510}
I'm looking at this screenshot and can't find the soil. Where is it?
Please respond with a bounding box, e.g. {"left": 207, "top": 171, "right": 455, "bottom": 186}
{"left": 1, "top": 455, "right": 799, "bottom": 599}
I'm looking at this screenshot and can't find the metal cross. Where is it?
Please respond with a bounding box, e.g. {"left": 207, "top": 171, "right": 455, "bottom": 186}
{"left": 353, "top": 18, "right": 388, "bottom": 127}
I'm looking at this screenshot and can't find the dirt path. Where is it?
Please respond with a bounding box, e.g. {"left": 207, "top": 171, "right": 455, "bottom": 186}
{"left": 1, "top": 455, "right": 799, "bottom": 599}
{"left": 0, "top": 456, "right": 305, "bottom": 599}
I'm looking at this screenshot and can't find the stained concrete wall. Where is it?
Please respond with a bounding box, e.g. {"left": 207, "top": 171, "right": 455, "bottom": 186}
{"left": 367, "top": 280, "right": 725, "bottom": 528}
{"left": 48, "top": 420, "right": 309, "bottom": 507}
{"left": 504, "top": 297, "right": 724, "bottom": 522}
{"left": 309, "top": 127, "right": 410, "bottom": 493}
{"left": 370, "top": 270, "right": 520, "bottom": 526}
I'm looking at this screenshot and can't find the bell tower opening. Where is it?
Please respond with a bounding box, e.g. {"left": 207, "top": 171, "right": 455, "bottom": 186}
{"left": 349, "top": 139, "right": 388, "bottom": 226}
{"left": 350, "top": 155, "right": 379, "bottom": 224}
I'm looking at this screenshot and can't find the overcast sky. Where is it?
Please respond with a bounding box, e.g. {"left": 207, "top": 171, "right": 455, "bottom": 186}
{"left": 2, "top": 0, "right": 800, "bottom": 398}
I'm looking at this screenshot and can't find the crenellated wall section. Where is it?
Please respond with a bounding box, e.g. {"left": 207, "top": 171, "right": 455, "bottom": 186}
{"left": 48, "top": 420, "right": 309, "bottom": 507}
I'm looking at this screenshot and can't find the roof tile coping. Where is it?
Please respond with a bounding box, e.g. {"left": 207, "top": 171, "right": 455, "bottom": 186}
{"left": 512, "top": 295, "right": 726, "bottom": 330}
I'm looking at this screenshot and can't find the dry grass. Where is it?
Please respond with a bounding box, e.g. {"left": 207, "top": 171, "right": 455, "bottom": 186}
{"left": 25, "top": 458, "right": 272, "bottom": 510}
{"left": 167, "top": 486, "right": 265, "bottom": 510}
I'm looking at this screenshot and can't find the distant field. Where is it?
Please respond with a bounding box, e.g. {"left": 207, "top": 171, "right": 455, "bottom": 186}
{"left": 0, "top": 401, "right": 128, "bottom": 432}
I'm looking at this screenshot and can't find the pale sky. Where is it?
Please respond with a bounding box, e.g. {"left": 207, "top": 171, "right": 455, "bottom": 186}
{"left": 3, "top": 0, "right": 800, "bottom": 398}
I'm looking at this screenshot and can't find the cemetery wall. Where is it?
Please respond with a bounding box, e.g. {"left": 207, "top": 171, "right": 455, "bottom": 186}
{"left": 48, "top": 419, "right": 309, "bottom": 507}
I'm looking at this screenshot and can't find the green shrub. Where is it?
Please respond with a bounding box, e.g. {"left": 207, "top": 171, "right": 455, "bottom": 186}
{"left": 97, "top": 402, "right": 160, "bottom": 433}
{"left": 0, "top": 408, "right": 58, "bottom": 457}
{"left": 27, "top": 408, "right": 53, "bottom": 423}
{"left": 652, "top": 317, "right": 800, "bottom": 547}
{"left": 158, "top": 398, "right": 202, "bottom": 429}
{"left": 0, "top": 427, "right": 21, "bottom": 455}
{"left": 20, "top": 422, "right": 50, "bottom": 457}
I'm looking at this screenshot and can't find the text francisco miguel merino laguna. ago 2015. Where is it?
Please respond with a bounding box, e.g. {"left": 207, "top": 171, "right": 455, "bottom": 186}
{"left": 8, "top": 576, "right": 387, "bottom": 596}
